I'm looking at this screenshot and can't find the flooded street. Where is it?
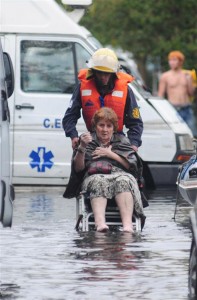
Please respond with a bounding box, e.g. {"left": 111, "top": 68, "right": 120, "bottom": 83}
{"left": 0, "top": 186, "right": 193, "bottom": 300}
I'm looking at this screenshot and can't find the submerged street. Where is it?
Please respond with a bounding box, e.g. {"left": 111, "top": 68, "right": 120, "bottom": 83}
{"left": 0, "top": 186, "right": 193, "bottom": 300}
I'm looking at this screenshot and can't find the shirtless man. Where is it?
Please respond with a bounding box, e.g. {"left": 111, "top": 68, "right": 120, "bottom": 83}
{"left": 158, "top": 51, "right": 194, "bottom": 129}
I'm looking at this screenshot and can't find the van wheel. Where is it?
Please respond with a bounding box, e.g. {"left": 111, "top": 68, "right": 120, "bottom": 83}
{"left": 189, "top": 239, "right": 197, "bottom": 297}
{"left": 0, "top": 180, "right": 6, "bottom": 221}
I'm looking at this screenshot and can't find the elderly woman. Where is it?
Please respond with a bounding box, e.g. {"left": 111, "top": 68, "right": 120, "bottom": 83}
{"left": 65, "top": 107, "right": 144, "bottom": 233}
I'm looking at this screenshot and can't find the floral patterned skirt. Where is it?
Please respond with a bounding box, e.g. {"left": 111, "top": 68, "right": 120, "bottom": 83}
{"left": 82, "top": 166, "right": 144, "bottom": 217}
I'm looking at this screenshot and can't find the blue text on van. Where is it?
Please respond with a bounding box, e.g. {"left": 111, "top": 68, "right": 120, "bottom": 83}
{"left": 43, "top": 118, "right": 62, "bottom": 129}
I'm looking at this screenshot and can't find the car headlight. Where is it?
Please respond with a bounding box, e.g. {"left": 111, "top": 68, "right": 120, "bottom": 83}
{"left": 178, "top": 134, "right": 194, "bottom": 151}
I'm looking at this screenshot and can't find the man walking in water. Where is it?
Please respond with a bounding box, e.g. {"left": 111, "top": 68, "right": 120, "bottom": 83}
{"left": 158, "top": 51, "right": 195, "bottom": 134}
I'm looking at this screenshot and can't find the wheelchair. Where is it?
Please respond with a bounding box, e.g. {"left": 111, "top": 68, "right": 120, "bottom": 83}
{"left": 75, "top": 192, "right": 146, "bottom": 232}
{"left": 64, "top": 152, "right": 148, "bottom": 233}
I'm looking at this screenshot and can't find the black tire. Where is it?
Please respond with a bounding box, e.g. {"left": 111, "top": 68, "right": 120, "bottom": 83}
{"left": 0, "top": 180, "right": 6, "bottom": 221}
{"left": 189, "top": 239, "right": 197, "bottom": 297}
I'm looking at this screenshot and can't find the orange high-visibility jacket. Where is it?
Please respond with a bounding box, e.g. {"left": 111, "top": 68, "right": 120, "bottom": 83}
{"left": 78, "top": 69, "right": 134, "bottom": 131}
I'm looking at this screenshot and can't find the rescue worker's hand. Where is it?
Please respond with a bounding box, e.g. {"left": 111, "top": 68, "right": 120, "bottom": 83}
{"left": 80, "top": 132, "right": 92, "bottom": 148}
{"left": 72, "top": 137, "right": 79, "bottom": 150}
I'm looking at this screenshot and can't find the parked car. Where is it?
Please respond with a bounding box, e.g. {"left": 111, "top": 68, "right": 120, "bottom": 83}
{"left": 0, "top": 38, "right": 15, "bottom": 227}
{"left": 131, "top": 81, "right": 195, "bottom": 186}
{"left": 189, "top": 205, "right": 197, "bottom": 298}
{"left": 176, "top": 141, "right": 197, "bottom": 297}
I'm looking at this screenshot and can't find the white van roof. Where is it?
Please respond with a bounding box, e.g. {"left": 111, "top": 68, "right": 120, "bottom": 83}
{"left": 62, "top": 0, "right": 92, "bottom": 5}
{"left": 0, "top": 0, "right": 89, "bottom": 35}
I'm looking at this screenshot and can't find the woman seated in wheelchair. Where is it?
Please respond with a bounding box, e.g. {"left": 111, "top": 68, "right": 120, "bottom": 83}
{"left": 66, "top": 107, "right": 145, "bottom": 233}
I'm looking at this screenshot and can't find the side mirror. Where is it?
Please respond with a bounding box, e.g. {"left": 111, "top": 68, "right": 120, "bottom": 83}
{"left": 3, "top": 52, "right": 14, "bottom": 98}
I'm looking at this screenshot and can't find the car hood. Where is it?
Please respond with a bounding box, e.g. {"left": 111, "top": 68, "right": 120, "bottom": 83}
{"left": 147, "top": 96, "right": 193, "bottom": 136}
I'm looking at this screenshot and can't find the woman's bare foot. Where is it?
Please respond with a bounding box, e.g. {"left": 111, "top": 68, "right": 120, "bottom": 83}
{"left": 123, "top": 226, "right": 134, "bottom": 233}
{"left": 96, "top": 224, "right": 109, "bottom": 232}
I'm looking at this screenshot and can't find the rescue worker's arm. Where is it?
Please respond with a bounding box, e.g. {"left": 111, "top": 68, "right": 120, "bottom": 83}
{"left": 62, "top": 84, "right": 82, "bottom": 149}
{"left": 124, "top": 87, "right": 143, "bottom": 150}
{"left": 158, "top": 74, "right": 167, "bottom": 97}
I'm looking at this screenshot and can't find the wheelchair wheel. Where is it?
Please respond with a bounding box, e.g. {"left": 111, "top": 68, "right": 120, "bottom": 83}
{"left": 189, "top": 239, "right": 197, "bottom": 297}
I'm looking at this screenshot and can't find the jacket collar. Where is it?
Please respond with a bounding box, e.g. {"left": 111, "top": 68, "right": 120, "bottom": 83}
{"left": 91, "top": 132, "right": 122, "bottom": 144}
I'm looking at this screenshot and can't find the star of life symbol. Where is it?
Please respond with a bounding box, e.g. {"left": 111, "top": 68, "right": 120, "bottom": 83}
{"left": 29, "top": 147, "right": 54, "bottom": 172}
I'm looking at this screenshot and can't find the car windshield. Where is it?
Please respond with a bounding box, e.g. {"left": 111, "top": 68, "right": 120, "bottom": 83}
{"left": 131, "top": 80, "right": 152, "bottom": 98}
{"left": 87, "top": 36, "right": 103, "bottom": 50}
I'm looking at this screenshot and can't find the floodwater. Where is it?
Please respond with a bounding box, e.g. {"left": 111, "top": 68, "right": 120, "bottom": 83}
{"left": 0, "top": 186, "right": 193, "bottom": 300}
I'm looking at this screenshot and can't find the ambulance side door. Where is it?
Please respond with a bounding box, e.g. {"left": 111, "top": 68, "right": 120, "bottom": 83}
{"left": 14, "top": 36, "right": 91, "bottom": 181}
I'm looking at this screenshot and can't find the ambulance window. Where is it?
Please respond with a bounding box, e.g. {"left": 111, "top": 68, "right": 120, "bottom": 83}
{"left": 21, "top": 41, "right": 76, "bottom": 93}
{"left": 75, "top": 43, "right": 91, "bottom": 72}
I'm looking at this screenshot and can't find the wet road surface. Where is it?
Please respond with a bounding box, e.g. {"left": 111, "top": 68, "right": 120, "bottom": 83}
{"left": 0, "top": 186, "right": 193, "bottom": 300}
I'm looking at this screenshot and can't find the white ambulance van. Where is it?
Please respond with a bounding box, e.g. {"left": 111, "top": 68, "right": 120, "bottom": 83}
{"left": 0, "top": 38, "right": 15, "bottom": 227}
{"left": 0, "top": 0, "right": 194, "bottom": 187}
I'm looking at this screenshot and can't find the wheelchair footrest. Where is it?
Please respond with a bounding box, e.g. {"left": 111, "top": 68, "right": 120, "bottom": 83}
{"left": 76, "top": 195, "right": 142, "bottom": 232}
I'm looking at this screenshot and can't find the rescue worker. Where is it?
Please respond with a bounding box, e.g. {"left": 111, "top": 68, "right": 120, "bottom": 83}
{"left": 62, "top": 48, "right": 143, "bottom": 151}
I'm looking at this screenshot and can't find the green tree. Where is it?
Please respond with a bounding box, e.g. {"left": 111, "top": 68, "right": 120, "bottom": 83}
{"left": 80, "top": 0, "right": 197, "bottom": 84}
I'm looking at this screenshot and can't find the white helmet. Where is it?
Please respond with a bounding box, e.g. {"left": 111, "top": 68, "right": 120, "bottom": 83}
{"left": 88, "top": 48, "right": 119, "bottom": 73}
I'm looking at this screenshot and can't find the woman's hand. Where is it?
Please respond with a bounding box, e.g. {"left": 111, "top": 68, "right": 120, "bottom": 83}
{"left": 74, "top": 132, "right": 92, "bottom": 173}
{"left": 92, "top": 145, "right": 113, "bottom": 159}
{"left": 80, "top": 132, "right": 92, "bottom": 148}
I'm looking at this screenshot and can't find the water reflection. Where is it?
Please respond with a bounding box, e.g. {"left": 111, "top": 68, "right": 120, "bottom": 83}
{"left": 28, "top": 194, "right": 53, "bottom": 218}
{"left": 0, "top": 186, "right": 193, "bottom": 300}
{"left": 72, "top": 231, "right": 143, "bottom": 279}
{"left": 0, "top": 283, "right": 20, "bottom": 299}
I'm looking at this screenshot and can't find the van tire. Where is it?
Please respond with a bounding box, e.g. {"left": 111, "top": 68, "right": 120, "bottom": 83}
{"left": 0, "top": 180, "right": 6, "bottom": 221}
